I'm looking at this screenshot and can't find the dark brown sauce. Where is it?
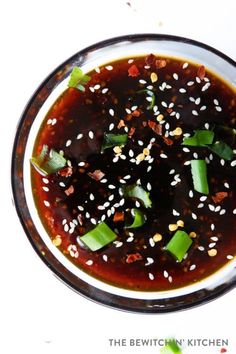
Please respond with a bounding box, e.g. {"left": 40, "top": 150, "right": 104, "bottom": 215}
{"left": 31, "top": 55, "right": 236, "bottom": 291}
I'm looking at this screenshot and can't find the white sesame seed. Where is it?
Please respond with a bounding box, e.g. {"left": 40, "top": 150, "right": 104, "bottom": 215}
{"left": 91, "top": 218, "right": 97, "bottom": 225}
{"left": 115, "top": 241, "right": 123, "bottom": 248}
{"left": 86, "top": 260, "right": 93, "bottom": 266}
{"left": 62, "top": 219, "right": 67, "bottom": 225}
{"left": 42, "top": 186, "right": 49, "bottom": 192}
{"left": 195, "top": 97, "right": 201, "bottom": 105}
{"left": 64, "top": 224, "right": 69, "bottom": 232}
{"left": 78, "top": 161, "right": 85, "bottom": 166}
{"left": 101, "top": 215, "right": 106, "bottom": 221}
{"left": 183, "top": 147, "right": 190, "bottom": 153}
{"left": 179, "top": 88, "right": 186, "bottom": 93}
{"left": 184, "top": 160, "right": 191, "bottom": 165}
{"left": 211, "top": 236, "right": 219, "bottom": 242}
{"left": 105, "top": 65, "right": 113, "bottom": 71}
{"left": 163, "top": 270, "right": 169, "bottom": 278}
{"left": 227, "top": 255, "right": 234, "bottom": 260}
{"left": 89, "top": 193, "right": 95, "bottom": 201}
{"left": 220, "top": 159, "right": 225, "bottom": 166}
{"left": 220, "top": 209, "right": 226, "bottom": 215}
{"left": 107, "top": 209, "right": 112, "bottom": 218}
{"left": 192, "top": 212, "right": 197, "bottom": 220}
{"left": 198, "top": 246, "right": 205, "bottom": 251}
{"left": 193, "top": 152, "right": 198, "bottom": 159}
{"left": 145, "top": 257, "right": 154, "bottom": 266}
{"left": 190, "top": 264, "right": 196, "bottom": 271}
{"left": 149, "top": 238, "right": 155, "bottom": 247}
{"left": 103, "top": 255, "right": 108, "bottom": 262}
{"left": 183, "top": 62, "right": 189, "bottom": 69}
{"left": 187, "top": 81, "right": 194, "bottom": 86}
{"left": 160, "top": 153, "right": 168, "bottom": 159}
{"left": 124, "top": 175, "right": 131, "bottom": 180}
{"left": 147, "top": 182, "right": 152, "bottom": 191}
{"left": 192, "top": 110, "right": 199, "bottom": 116}
{"left": 205, "top": 123, "right": 210, "bottom": 130}
{"left": 139, "top": 79, "right": 147, "bottom": 84}
{"left": 161, "top": 101, "right": 167, "bottom": 107}
{"left": 209, "top": 242, "right": 216, "bottom": 248}
{"left": 215, "top": 106, "right": 222, "bottom": 112}
{"left": 131, "top": 105, "right": 138, "bottom": 111}
{"left": 135, "top": 200, "right": 141, "bottom": 208}
{"left": 125, "top": 108, "right": 132, "bottom": 114}
{"left": 85, "top": 212, "right": 90, "bottom": 218}
{"left": 119, "top": 198, "right": 125, "bottom": 206}
{"left": 47, "top": 119, "right": 52, "bottom": 125}
{"left": 233, "top": 209, "right": 236, "bottom": 214}
{"left": 138, "top": 140, "right": 144, "bottom": 146}
{"left": 200, "top": 105, "right": 207, "bottom": 111}
{"left": 76, "top": 133, "right": 83, "bottom": 140}
{"left": 209, "top": 204, "right": 215, "bottom": 211}
{"left": 149, "top": 273, "right": 154, "bottom": 280}
{"left": 42, "top": 178, "right": 49, "bottom": 184}
{"left": 202, "top": 83, "right": 211, "bottom": 91}
{"left": 224, "top": 182, "right": 230, "bottom": 189}
{"left": 200, "top": 196, "right": 207, "bottom": 202}
{"left": 66, "top": 140, "right": 72, "bottom": 147}
{"left": 189, "top": 190, "right": 194, "bottom": 198}
{"left": 209, "top": 153, "right": 213, "bottom": 161}
{"left": 109, "top": 123, "right": 115, "bottom": 131}
{"left": 89, "top": 87, "right": 95, "bottom": 93}
{"left": 44, "top": 200, "right": 50, "bottom": 207}
{"left": 173, "top": 73, "right": 178, "bottom": 80}
{"left": 102, "top": 88, "right": 109, "bottom": 94}
{"left": 215, "top": 205, "right": 221, "bottom": 212}
{"left": 172, "top": 209, "right": 180, "bottom": 216}
{"left": 168, "top": 276, "right": 173, "bottom": 283}
{"left": 196, "top": 77, "right": 201, "bottom": 83}
{"left": 230, "top": 160, "right": 236, "bottom": 167}
{"left": 214, "top": 99, "right": 219, "bottom": 105}
{"left": 198, "top": 203, "right": 204, "bottom": 208}
{"left": 165, "top": 122, "right": 170, "bottom": 130}
{"left": 109, "top": 108, "right": 115, "bottom": 116}
{"left": 129, "top": 149, "right": 134, "bottom": 157}
{"left": 211, "top": 223, "right": 215, "bottom": 231}
{"left": 169, "top": 169, "right": 175, "bottom": 175}
{"left": 88, "top": 130, "right": 94, "bottom": 139}
{"left": 147, "top": 166, "right": 152, "bottom": 172}
{"left": 171, "top": 181, "right": 178, "bottom": 186}
{"left": 128, "top": 59, "right": 134, "bottom": 64}
{"left": 103, "top": 201, "right": 110, "bottom": 208}
{"left": 77, "top": 205, "right": 84, "bottom": 211}
{"left": 100, "top": 179, "right": 108, "bottom": 183}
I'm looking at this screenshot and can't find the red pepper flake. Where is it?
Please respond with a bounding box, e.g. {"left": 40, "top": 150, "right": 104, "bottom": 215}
{"left": 197, "top": 65, "right": 206, "bottom": 80}
{"left": 64, "top": 185, "right": 74, "bottom": 196}
{"left": 163, "top": 136, "right": 174, "bottom": 145}
{"left": 126, "top": 253, "right": 143, "bottom": 264}
{"left": 148, "top": 120, "right": 162, "bottom": 135}
{"left": 58, "top": 166, "right": 73, "bottom": 177}
{"left": 128, "top": 126, "right": 136, "bottom": 138}
{"left": 87, "top": 169, "right": 105, "bottom": 181}
{"left": 212, "top": 191, "right": 228, "bottom": 204}
{"left": 145, "top": 53, "right": 156, "bottom": 66}
{"left": 155, "top": 59, "right": 167, "bottom": 69}
{"left": 220, "top": 349, "right": 227, "bottom": 353}
{"left": 128, "top": 64, "right": 140, "bottom": 77}
{"left": 117, "top": 119, "right": 125, "bottom": 129}
{"left": 166, "top": 108, "right": 173, "bottom": 114}
{"left": 132, "top": 109, "right": 141, "bottom": 117}
{"left": 113, "top": 211, "right": 124, "bottom": 222}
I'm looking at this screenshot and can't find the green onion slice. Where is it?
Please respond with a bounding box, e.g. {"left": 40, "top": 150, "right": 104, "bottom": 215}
{"left": 137, "top": 89, "right": 155, "bottom": 110}
{"left": 165, "top": 230, "right": 193, "bottom": 262}
{"left": 80, "top": 222, "right": 117, "bottom": 251}
{"left": 123, "top": 184, "right": 152, "bottom": 208}
{"left": 182, "top": 129, "right": 214, "bottom": 146}
{"left": 126, "top": 208, "right": 146, "bottom": 228}
{"left": 208, "top": 141, "right": 234, "bottom": 161}
{"left": 68, "top": 66, "right": 91, "bottom": 92}
{"left": 31, "top": 145, "right": 67, "bottom": 176}
{"left": 191, "top": 159, "right": 209, "bottom": 195}
{"left": 160, "top": 339, "right": 182, "bottom": 354}
{"left": 102, "top": 133, "right": 128, "bottom": 151}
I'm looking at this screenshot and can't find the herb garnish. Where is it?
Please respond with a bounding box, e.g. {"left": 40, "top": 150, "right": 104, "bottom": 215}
{"left": 126, "top": 208, "right": 146, "bottom": 228}
{"left": 123, "top": 184, "right": 152, "bottom": 208}
{"left": 80, "top": 222, "right": 117, "bottom": 251}
{"left": 191, "top": 159, "right": 209, "bottom": 195}
{"left": 165, "top": 230, "right": 193, "bottom": 262}
{"left": 31, "top": 145, "right": 67, "bottom": 175}
{"left": 68, "top": 66, "right": 91, "bottom": 92}
{"left": 102, "top": 133, "right": 128, "bottom": 151}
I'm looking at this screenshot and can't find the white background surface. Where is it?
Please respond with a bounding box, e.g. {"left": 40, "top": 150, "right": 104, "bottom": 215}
{"left": 1, "top": 0, "right": 236, "bottom": 353}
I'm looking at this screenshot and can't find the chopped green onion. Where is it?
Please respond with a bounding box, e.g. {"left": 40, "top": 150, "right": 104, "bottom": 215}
{"left": 68, "top": 66, "right": 91, "bottom": 92}
{"left": 165, "top": 230, "right": 193, "bottom": 262}
{"left": 102, "top": 133, "right": 128, "bottom": 151}
{"left": 191, "top": 159, "right": 209, "bottom": 195}
{"left": 208, "top": 141, "right": 234, "bottom": 161}
{"left": 123, "top": 184, "right": 152, "bottom": 208}
{"left": 30, "top": 145, "right": 67, "bottom": 176}
{"left": 137, "top": 89, "right": 155, "bottom": 110}
{"left": 215, "top": 125, "right": 236, "bottom": 145}
{"left": 80, "top": 222, "right": 117, "bottom": 251}
{"left": 126, "top": 208, "right": 146, "bottom": 228}
{"left": 160, "top": 339, "right": 182, "bottom": 354}
{"left": 182, "top": 129, "right": 214, "bottom": 146}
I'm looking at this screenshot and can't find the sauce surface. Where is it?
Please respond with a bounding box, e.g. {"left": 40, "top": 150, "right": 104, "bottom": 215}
{"left": 31, "top": 55, "right": 236, "bottom": 291}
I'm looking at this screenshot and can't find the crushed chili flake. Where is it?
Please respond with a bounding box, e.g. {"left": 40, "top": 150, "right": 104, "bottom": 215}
{"left": 145, "top": 53, "right": 156, "bottom": 66}
{"left": 197, "top": 65, "right": 206, "bottom": 80}
{"left": 220, "top": 349, "right": 227, "bottom": 353}
{"left": 58, "top": 166, "right": 73, "bottom": 177}
{"left": 87, "top": 169, "right": 105, "bottom": 181}
{"left": 166, "top": 108, "right": 173, "bottom": 114}
{"left": 155, "top": 59, "right": 167, "bottom": 69}
{"left": 212, "top": 192, "right": 228, "bottom": 204}
{"left": 113, "top": 211, "right": 124, "bottom": 222}
{"left": 163, "top": 136, "right": 174, "bottom": 145}
{"left": 126, "top": 253, "right": 143, "bottom": 263}
{"left": 132, "top": 109, "right": 141, "bottom": 117}
{"left": 128, "top": 126, "right": 136, "bottom": 138}
{"left": 117, "top": 119, "right": 125, "bottom": 129}
{"left": 128, "top": 64, "right": 140, "bottom": 77}
{"left": 64, "top": 185, "right": 74, "bottom": 196}
{"left": 148, "top": 120, "right": 162, "bottom": 135}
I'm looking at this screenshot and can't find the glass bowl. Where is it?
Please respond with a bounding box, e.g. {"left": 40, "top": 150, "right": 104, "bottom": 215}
{"left": 11, "top": 34, "right": 236, "bottom": 313}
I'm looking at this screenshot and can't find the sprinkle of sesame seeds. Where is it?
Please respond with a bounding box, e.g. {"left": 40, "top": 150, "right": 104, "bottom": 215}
{"left": 102, "top": 88, "right": 109, "bottom": 94}
{"left": 200, "top": 105, "right": 207, "bottom": 111}
{"left": 192, "top": 212, "right": 197, "bottom": 220}
{"left": 215, "top": 206, "right": 221, "bottom": 212}
{"left": 88, "top": 130, "right": 94, "bottom": 139}
{"left": 227, "top": 255, "right": 234, "bottom": 260}
{"left": 78, "top": 161, "right": 85, "bottom": 166}
{"left": 66, "top": 139, "right": 72, "bottom": 147}
{"left": 179, "top": 88, "right": 186, "bottom": 93}
{"left": 200, "top": 196, "right": 207, "bottom": 202}
{"left": 211, "top": 223, "right": 215, "bottom": 231}
{"left": 209, "top": 242, "right": 216, "bottom": 248}
{"left": 86, "top": 260, "right": 93, "bottom": 266}
{"left": 184, "top": 160, "right": 191, "bottom": 166}
{"left": 89, "top": 193, "right": 95, "bottom": 201}
{"left": 187, "top": 81, "right": 194, "bottom": 86}
{"left": 42, "top": 186, "right": 49, "bottom": 192}
{"left": 109, "top": 108, "right": 114, "bottom": 116}
{"left": 220, "top": 159, "right": 225, "bottom": 166}
{"left": 135, "top": 200, "right": 141, "bottom": 208}
{"left": 173, "top": 209, "right": 180, "bottom": 216}
{"left": 173, "top": 73, "right": 178, "bottom": 80}
{"left": 182, "top": 62, "right": 189, "bottom": 69}
{"left": 224, "top": 182, "right": 230, "bottom": 189}
{"left": 147, "top": 166, "right": 152, "bottom": 172}
{"left": 189, "top": 190, "right": 194, "bottom": 198}
{"left": 192, "top": 110, "right": 199, "bottom": 116}
{"left": 198, "top": 246, "right": 205, "bottom": 251}
{"left": 197, "top": 203, "right": 204, "bottom": 208}
{"left": 129, "top": 149, "right": 134, "bottom": 157}
{"left": 139, "top": 79, "right": 147, "bottom": 84}
{"left": 119, "top": 198, "right": 125, "bottom": 206}
{"left": 208, "top": 204, "right": 215, "bottom": 211}
{"left": 169, "top": 169, "right": 175, "bottom": 175}
{"left": 103, "top": 255, "right": 108, "bottom": 262}
{"left": 85, "top": 212, "right": 90, "bottom": 218}
{"left": 196, "top": 77, "right": 201, "bottom": 83}
{"left": 100, "top": 178, "right": 108, "bottom": 183}
{"left": 138, "top": 140, "right": 144, "bottom": 146}
{"left": 176, "top": 112, "right": 180, "bottom": 119}
{"left": 44, "top": 200, "right": 50, "bottom": 207}
{"left": 64, "top": 224, "right": 69, "bottom": 232}
{"left": 168, "top": 276, "right": 173, "bottom": 283}
{"left": 190, "top": 264, "right": 196, "bottom": 271}
{"left": 42, "top": 178, "right": 49, "bottom": 184}
{"left": 215, "top": 106, "right": 222, "bottom": 112}
{"left": 208, "top": 249, "right": 217, "bottom": 257}
{"left": 220, "top": 209, "right": 226, "bottom": 215}
{"left": 160, "top": 153, "right": 168, "bottom": 159}
{"left": 161, "top": 101, "right": 167, "bottom": 108}
{"left": 109, "top": 123, "right": 115, "bottom": 131}
{"left": 149, "top": 238, "right": 155, "bottom": 247}
{"left": 233, "top": 209, "right": 236, "bottom": 214}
